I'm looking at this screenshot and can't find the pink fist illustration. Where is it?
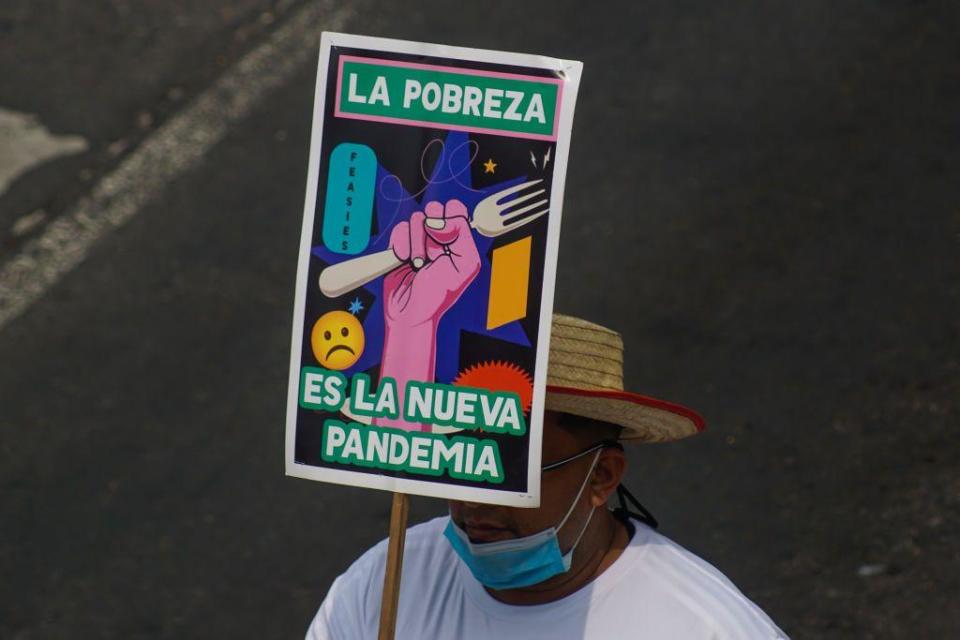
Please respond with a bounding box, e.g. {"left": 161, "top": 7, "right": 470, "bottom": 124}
{"left": 374, "top": 199, "right": 481, "bottom": 431}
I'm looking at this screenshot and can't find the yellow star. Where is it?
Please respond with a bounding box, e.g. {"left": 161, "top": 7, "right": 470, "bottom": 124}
{"left": 483, "top": 158, "right": 497, "bottom": 174}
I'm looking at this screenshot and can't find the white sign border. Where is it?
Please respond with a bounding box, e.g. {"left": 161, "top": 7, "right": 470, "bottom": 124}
{"left": 284, "top": 32, "right": 582, "bottom": 508}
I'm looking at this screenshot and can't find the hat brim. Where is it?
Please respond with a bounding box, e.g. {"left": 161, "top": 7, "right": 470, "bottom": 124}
{"left": 545, "top": 385, "right": 705, "bottom": 443}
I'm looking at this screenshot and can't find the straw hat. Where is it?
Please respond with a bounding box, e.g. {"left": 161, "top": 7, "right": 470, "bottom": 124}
{"left": 544, "top": 314, "right": 705, "bottom": 442}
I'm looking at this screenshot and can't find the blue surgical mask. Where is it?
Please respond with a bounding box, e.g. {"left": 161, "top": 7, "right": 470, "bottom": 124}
{"left": 444, "top": 450, "right": 601, "bottom": 590}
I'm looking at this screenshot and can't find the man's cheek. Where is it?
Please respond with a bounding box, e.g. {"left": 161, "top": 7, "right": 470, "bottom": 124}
{"left": 447, "top": 501, "right": 464, "bottom": 522}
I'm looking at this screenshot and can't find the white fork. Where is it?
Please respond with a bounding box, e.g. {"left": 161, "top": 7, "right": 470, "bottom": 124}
{"left": 317, "top": 180, "right": 549, "bottom": 298}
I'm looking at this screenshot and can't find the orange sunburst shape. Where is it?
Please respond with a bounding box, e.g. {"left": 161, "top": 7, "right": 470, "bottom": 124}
{"left": 453, "top": 361, "right": 533, "bottom": 414}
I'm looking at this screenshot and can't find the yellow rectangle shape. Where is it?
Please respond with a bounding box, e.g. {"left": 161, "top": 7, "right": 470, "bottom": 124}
{"left": 486, "top": 236, "right": 532, "bottom": 330}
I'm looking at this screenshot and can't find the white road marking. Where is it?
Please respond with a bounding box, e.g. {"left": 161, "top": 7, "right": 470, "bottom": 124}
{"left": 0, "top": 107, "right": 88, "bottom": 195}
{"left": 0, "top": 0, "right": 354, "bottom": 331}
{"left": 11, "top": 209, "right": 49, "bottom": 237}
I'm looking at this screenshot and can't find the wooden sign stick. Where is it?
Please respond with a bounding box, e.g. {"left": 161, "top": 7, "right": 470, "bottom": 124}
{"left": 378, "top": 492, "right": 410, "bottom": 640}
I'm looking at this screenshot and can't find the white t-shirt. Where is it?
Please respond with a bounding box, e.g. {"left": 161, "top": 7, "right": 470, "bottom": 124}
{"left": 307, "top": 516, "right": 787, "bottom": 639}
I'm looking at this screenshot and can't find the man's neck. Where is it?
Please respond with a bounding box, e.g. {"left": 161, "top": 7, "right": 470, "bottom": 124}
{"left": 484, "top": 510, "right": 631, "bottom": 606}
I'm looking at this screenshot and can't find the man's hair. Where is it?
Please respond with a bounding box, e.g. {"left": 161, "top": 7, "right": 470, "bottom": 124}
{"left": 555, "top": 412, "right": 623, "bottom": 443}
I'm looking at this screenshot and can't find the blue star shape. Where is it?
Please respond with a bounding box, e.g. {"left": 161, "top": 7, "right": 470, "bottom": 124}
{"left": 311, "top": 130, "right": 531, "bottom": 383}
{"left": 348, "top": 297, "right": 363, "bottom": 315}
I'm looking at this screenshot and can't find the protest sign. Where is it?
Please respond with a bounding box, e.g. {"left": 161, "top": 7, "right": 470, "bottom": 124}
{"left": 285, "top": 32, "right": 582, "bottom": 507}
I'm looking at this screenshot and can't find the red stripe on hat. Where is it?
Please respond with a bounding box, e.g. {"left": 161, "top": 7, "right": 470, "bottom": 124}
{"left": 545, "top": 385, "right": 707, "bottom": 432}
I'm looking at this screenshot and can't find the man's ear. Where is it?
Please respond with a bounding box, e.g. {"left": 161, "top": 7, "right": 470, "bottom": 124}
{"left": 589, "top": 448, "right": 626, "bottom": 507}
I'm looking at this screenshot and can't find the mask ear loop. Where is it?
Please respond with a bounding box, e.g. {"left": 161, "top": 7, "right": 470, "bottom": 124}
{"left": 613, "top": 484, "right": 659, "bottom": 530}
{"left": 557, "top": 450, "right": 603, "bottom": 554}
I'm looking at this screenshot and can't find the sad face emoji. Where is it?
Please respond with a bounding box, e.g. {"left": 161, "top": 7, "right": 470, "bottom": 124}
{"left": 311, "top": 310, "right": 364, "bottom": 370}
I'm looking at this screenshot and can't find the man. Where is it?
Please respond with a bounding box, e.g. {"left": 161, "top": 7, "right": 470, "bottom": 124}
{"left": 307, "top": 314, "right": 787, "bottom": 638}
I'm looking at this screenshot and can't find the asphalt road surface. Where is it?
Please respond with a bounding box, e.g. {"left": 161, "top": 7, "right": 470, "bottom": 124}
{"left": 2, "top": 1, "right": 958, "bottom": 638}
